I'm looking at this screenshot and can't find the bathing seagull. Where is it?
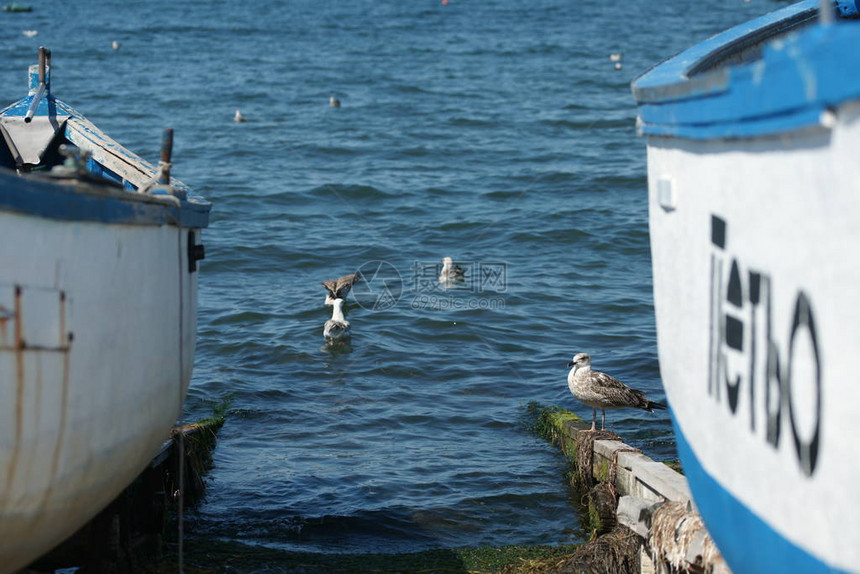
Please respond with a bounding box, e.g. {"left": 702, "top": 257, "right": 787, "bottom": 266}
{"left": 321, "top": 272, "right": 361, "bottom": 306}
{"left": 323, "top": 298, "right": 350, "bottom": 341}
{"left": 439, "top": 256, "right": 466, "bottom": 283}
{"left": 567, "top": 352, "right": 665, "bottom": 431}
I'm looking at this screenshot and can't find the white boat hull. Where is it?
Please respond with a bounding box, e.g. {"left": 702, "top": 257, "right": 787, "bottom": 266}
{"left": 0, "top": 48, "right": 209, "bottom": 571}
{"left": 647, "top": 102, "right": 860, "bottom": 572}
{"left": 0, "top": 206, "right": 200, "bottom": 573}
{"left": 634, "top": 2, "right": 860, "bottom": 570}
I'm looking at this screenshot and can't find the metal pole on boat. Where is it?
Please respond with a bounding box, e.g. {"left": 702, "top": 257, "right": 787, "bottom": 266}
{"left": 159, "top": 128, "right": 173, "bottom": 185}
{"left": 820, "top": 0, "right": 835, "bottom": 25}
{"left": 24, "top": 46, "right": 47, "bottom": 124}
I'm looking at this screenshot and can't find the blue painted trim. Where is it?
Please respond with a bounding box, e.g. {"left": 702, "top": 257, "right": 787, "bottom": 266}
{"left": 671, "top": 414, "right": 848, "bottom": 574}
{"left": 0, "top": 93, "right": 61, "bottom": 119}
{"left": 636, "top": 106, "right": 825, "bottom": 139}
{"left": 836, "top": 0, "right": 860, "bottom": 17}
{"left": 632, "top": 1, "right": 860, "bottom": 140}
{"left": 85, "top": 157, "right": 124, "bottom": 187}
{"left": 0, "top": 168, "right": 210, "bottom": 228}
{"left": 633, "top": 1, "right": 818, "bottom": 102}
{"left": 1, "top": 94, "right": 210, "bottom": 227}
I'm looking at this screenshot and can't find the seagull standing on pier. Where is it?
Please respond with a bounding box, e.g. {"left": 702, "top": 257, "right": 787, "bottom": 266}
{"left": 323, "top": 298, "right": 350, "bottom": 341}
{"left": 567, "top": 352, "right": 665, "bottom": 431}
{"left": 321, "top": 272, "right": 361, "bottom": 306}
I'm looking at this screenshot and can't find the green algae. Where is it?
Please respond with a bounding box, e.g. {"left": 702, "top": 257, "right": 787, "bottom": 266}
{"left": 144, "top": 402, "right": 596, "bottom": 573}
{"left": 150, "top": 539, "right": 582, "bottom": 573}
{"left": 594, "top": 460, "right": 609, "bottom": 484}
{"left": 527, "top": 402, "right": 582, "bottom": 463}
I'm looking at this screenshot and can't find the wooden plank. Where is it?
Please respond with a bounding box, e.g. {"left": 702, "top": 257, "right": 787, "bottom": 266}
{"left": 532, "top": 405, "right": 730, "bottom": 574}
{"left": 587, "top": 437, "right": 691, "bottom": 503}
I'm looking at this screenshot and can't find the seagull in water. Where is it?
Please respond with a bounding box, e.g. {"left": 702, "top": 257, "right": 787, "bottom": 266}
{"left": 329, "top": 95, "right": 341, "bottom": 108}
{"left": 439, "top": 256, "right": 466, "bottom": 284}
{"left": 234, "top": 109, "right": 247, "bottom": 123}
{"left": 321, "top": 272, "right": 361, "bottom": 306}
{"left": 323, "top": 298, "right": 350, "bottom": 341}
{"left": 567, "top": 352, "right": 666, "bottom": 431}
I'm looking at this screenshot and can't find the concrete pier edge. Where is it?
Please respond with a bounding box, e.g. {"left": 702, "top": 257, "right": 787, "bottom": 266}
{"left": 531, "top": 403, "right": 731, "bottom": 574}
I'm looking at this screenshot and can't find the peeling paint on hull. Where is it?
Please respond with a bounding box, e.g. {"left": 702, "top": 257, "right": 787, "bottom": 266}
{"left": 0, "top": 49, "right": 210, "bottom": 573}
{"left": 0, "top": 208, "right": 202, "bottom": 574}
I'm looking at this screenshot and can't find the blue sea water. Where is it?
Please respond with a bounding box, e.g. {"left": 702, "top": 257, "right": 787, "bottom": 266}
{"left": 2, "top": 0, "right": 782, "bottom": 556}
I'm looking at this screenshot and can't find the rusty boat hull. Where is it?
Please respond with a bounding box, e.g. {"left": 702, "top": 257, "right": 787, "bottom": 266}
{"left": 0, "top": 49, "right": 210, "bottom": 572}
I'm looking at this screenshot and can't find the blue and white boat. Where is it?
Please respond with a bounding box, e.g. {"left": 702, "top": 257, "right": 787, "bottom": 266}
{"left": 0, "top": 48, "right": 210, "bottom": 572}
{"left": 633, "top": 1, "right": 860, "bottom": 572}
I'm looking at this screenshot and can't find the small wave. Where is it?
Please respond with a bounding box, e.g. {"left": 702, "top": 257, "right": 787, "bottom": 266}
{"left": 209, "top": 310, "right": 271, "bottom": 326}
{"left": 435, "top": 219, "right": 493, "bottom": 233}
{"left": 446, "top": 116, "right": 496, "bottom": 128}
{"left": 509, "top": 227, "right": 592, "bottom": 243}
{"left": 544, "top": 117, "right": 637, "bottom": 130}
{"left": 308, "top": 183, "right": 393, "bottom": 200}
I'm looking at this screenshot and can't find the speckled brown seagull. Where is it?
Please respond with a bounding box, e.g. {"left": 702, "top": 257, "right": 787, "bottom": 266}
{"left": 567, "top": 352, "right": 666, "bottom": 431}
{"left": 321, "top": 272, "right": 361, "bottom": 306}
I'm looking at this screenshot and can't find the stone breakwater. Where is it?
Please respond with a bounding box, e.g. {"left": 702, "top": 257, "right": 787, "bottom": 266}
{"left": 532, "top": 404, "right": 730, "bottom": 574}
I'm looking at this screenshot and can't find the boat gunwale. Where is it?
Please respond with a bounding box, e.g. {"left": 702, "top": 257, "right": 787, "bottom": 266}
{"left": 632, "top": 0, "right": 820, "bottom": 104}
{"left": 0, "top": 167, "right": 210, "bottom": 228}
{"left": 0, "top": 95, "right": 211, "bottom": 228}
{"left": 632, "top": 0, "right": 860, "bottom": 140}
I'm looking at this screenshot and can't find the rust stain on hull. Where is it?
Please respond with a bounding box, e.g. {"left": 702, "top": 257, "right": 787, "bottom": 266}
{"left": 0, "top": 304, "right": 8, "bottom": 345}
{"left": 42, "top": 290, "right": 71, "bottom": 510}
{"left": 2, "top": 286, "right": 74, "bottom": 517}
{"left": 7, "top": 285, "right": 24, "bottom": 495}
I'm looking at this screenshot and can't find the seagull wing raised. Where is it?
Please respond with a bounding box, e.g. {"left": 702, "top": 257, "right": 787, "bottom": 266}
{"left": 334, "top": 273, "right": 360, "bottom": 298}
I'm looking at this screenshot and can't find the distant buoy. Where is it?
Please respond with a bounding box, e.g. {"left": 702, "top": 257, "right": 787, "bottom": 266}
{"left": 442, "top": 0, "right": 449, "bottom": 5}
{"left": 234, "top": 109, "right": 247, "bottom": 123}
{"left": 614, "top": 62, "right": 623, "bottom": 71}
{"left": 3, "top": 4, "right": 33, "bottom": 12}
{"left": 329, "top": 95, "right": 341, "bottom": 108}
{"left": 111, "top": 41, "right": 121, "bottom": 50}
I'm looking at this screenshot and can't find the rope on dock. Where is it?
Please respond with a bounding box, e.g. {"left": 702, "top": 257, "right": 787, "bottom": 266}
{"left": 530, "top": 403, "right": 731, "bottom": 573}
{"left": 555, "top": 525, "right": 641, "bottom": 574}
{"left": 575, "top": 429, "right": 621, "bottom": 490}
{"left": 609, "top": 446, "right": 641, "bottom": 488}
{"left": 649, "top": 500, "right": 726, "bottom": 573}
{"left": 587, "top": 482, "right": 619, "bottom": 536}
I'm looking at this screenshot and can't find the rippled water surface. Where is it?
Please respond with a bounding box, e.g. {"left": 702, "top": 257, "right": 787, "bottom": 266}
{"left": 2, "top": 0, "right": 782, "bottom": 554}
